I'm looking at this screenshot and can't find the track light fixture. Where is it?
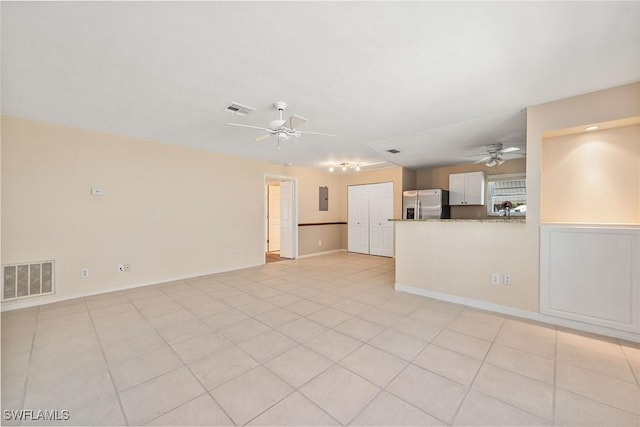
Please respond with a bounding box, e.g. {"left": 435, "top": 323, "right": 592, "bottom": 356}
{"left": 328, "top": 162, "right": 362, "bottom": 173}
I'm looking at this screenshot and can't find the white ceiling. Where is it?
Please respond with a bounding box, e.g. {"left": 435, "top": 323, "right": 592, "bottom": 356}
{"left": 2, "top": 2, "right": 639, "bottom": 171}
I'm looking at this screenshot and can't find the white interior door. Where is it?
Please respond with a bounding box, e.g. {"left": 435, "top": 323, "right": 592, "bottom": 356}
{"left": 279, "top": 180, "right": 294, "bottom": 259}
{"left": 369, "top": 182, "right": 394, "bottom": 257}
{"left": 267, "top": 184, "right": 280, "bottom": 252}
{"left": 348, "top": 185, "right": 370, "bottom": 254}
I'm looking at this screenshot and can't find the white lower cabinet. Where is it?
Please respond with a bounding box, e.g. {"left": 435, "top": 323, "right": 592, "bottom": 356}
{"left": 348, "top": 182, "right": 394, "bottom": 257}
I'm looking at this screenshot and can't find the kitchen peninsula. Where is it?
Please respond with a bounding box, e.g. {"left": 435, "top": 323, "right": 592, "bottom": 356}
{"left": 392, "top": 218, "right": 536, "bottom": 315}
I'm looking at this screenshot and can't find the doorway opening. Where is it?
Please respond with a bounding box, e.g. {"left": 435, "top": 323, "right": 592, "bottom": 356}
{"left": 264, "top": 175, "right": 298, "bottom": 263}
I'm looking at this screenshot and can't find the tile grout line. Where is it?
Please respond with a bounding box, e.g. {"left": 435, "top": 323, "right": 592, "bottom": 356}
{"left": 85, "top": 297, "right": 131, "bottom": 427}
{"left": 10, "top": 253, "right": 637, "bottom": 426}
{"left": 346, "top": 307, "right": 463, "bottom": 426}
{"left": 456, "top": 316, "right": 558, "bottom": 425}
{"left": 193, "top": 279, "right": 353, "bottom": 426}
{"left": 240, "top": 287, "right": 403, "bottom": 426}
{"left": 184, "top": 273, "right": 358, "bottom": 426}
{"left": 552, "top": 326, "right": 559, "bottom": 424}
{"left": 619, "top": 339, "right": 640, "bottom": 389}
{"left": 16, "top": 305, "right": 41, "bottom": 427}
{"left": 126, "top": 289, "right": 239, "bottom": 426}
{"left": 433, "top": 307, "right": 486, "bottom": 425}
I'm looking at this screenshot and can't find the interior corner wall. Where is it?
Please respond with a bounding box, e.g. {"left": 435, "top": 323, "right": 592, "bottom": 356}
{"left": 0, "top": 116, "right": 339, "bottom": 309}
{"left": 402, "top": 167, "right": 417, "bottom": 191}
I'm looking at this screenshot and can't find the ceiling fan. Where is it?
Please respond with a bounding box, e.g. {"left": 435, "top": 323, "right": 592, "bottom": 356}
{"left": 226, "top": 102, "right": 336, "bottom": 149}
{"left": 471, "top": 143, "right": 524, "bottom": 167}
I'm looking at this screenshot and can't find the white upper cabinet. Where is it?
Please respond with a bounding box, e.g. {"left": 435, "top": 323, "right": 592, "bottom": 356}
{"left": 449, "top": 171, "right": 485, "bottom": 205}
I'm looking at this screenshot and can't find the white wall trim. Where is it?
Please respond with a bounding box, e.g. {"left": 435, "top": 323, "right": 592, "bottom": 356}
{"left": 395, "top": 283, "right": 640, "bottom": 343}
{"left": 1, "top": 262, "right": 262, "bottom": 312}
{"left": 297, "top": 249, "right": 347, "bottom": 259}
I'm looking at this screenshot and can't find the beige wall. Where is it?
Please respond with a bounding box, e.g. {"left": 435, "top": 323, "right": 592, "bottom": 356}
{"left": 298, "top": 224, "right": 343, "bottom": 256}
{"left": 397, "top": 81, "right": 640, "bottom": 313}
{"left": 416, "top": 158, "right": 526, "bottom": 189}
{"left": 402, "top": 167, "right": 417, "bottom": 191}
{"left": 416, "top": 158, "right": 526, "bottom": 219}
{"left": 340, "top": 167, "right": 405, "bottom": 219}
{"left": 541, "top": 124, "right": 640, "bottom": 224}
{"left": 0, "top": 116, "right": 346, "bottom": 308}
{"left": 1, "top": 116, "right": 410, "bottom": 308}
{"left": 396, "top": 221, "right": 537, "bottom": 310}
{"left": 528, "top": 83, "right": 640, "bottom": 226}
{"left": 287, "top": 166, "right": 343, "bottom": 224}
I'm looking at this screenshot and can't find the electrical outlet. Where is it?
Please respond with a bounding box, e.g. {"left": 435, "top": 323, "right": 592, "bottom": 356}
{"left": 235, "top": 248, "right": 241, "bottom": 257}
{"left": 124, "top": 263, "right": 131, "bottom": 272}
{"left": 491, "top": 273, "right": 500, "bottom": 285}
{"left": 80, "top": 268, "right": 89, "bottom": 278}
{"left": 504, "top": 273, "right": 512, "bottom": 285}
{"left": 318, "top": 240, "right": 322, "bottom": 246}
{"left": 117, "top": 264, "right": 125, "bottom": 272}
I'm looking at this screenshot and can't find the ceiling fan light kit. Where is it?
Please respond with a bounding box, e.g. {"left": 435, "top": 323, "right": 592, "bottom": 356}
{"left": 226, "top": 101, "right": 335, "bottom": 149}
{"left": 470, "top": 143, "right": 522, "bottom": 168}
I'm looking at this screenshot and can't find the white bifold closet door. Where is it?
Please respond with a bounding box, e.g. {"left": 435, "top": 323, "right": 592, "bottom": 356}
{"left": 368, "top": 182, "right": 394, "bottom": 257}
{"left": 348, "top": 182, "right": 393, "bottom": 257}
{"left": 348, "top": 185, "right": 370, "bottom": 254}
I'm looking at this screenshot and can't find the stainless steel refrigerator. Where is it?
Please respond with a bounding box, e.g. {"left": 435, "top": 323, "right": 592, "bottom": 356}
{"left": 402, "top": 189, "right": 450, "bottom": 219}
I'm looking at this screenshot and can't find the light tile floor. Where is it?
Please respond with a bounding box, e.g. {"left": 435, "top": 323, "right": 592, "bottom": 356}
{"left": 2, "top": 252, "right": 640, "bottom": 426}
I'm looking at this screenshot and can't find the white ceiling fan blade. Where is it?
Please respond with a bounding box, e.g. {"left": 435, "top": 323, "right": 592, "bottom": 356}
{"left": 301, "top": 131, "right": 337, "bottom": 137}
{"left": 286, "top": 114, "right": 307, "bottom": 130}
{"left": 501, "top": 147, "right": 520, "bottom": 154}
{"left": 474, "top": 156, "right": 492, "bottom": 164}
{"left": 226, "top": 123, "right": 272, "bottom": 132}
{"left": 255, "top": 134, "right": 271, "bottom": 143}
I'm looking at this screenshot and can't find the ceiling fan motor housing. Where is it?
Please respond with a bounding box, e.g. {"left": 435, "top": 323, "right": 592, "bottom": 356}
{"left": 487, "top": 143, "right": 503, "bottom": 154}
{"left": 268, "top": 119, "right": 286, "bottom": 130}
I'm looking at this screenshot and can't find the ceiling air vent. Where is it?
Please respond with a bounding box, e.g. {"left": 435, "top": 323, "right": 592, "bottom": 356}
{"left": 223, "top": 102, "right": 256, "bottom": 116}
{"left": 387, "top": 149, "right": 400, "bottom": 154}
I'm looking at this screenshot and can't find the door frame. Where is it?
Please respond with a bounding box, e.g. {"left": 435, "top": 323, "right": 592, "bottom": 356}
{"left": 266, "top": 183, "right": 281, "bottom": 252}
{"left": 263, "top": 174, "right": 298, "bottom": 261}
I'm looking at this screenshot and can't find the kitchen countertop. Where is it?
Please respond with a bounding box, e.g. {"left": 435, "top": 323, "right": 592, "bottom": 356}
{"left": 389, "top": 218, "right": 526, "bottom": 223}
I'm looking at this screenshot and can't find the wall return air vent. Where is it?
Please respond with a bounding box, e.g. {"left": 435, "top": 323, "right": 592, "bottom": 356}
{"left": 3, "top": 261, "right": 55, "bottom": 301}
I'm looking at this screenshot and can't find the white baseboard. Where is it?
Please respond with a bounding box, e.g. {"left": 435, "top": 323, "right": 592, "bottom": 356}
{"left": 395, "top": 283, "right": 640, "bottom": 343}
{"left": 297, "top": 249, "right": 347, "bottom": 259}
{"left": 0, "top": 262, "right": 262, "bottom": 312}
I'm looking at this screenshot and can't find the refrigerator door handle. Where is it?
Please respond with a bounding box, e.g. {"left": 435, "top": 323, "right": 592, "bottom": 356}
{"left": 417, "top": 199, "right": 421, "bottom": 220}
